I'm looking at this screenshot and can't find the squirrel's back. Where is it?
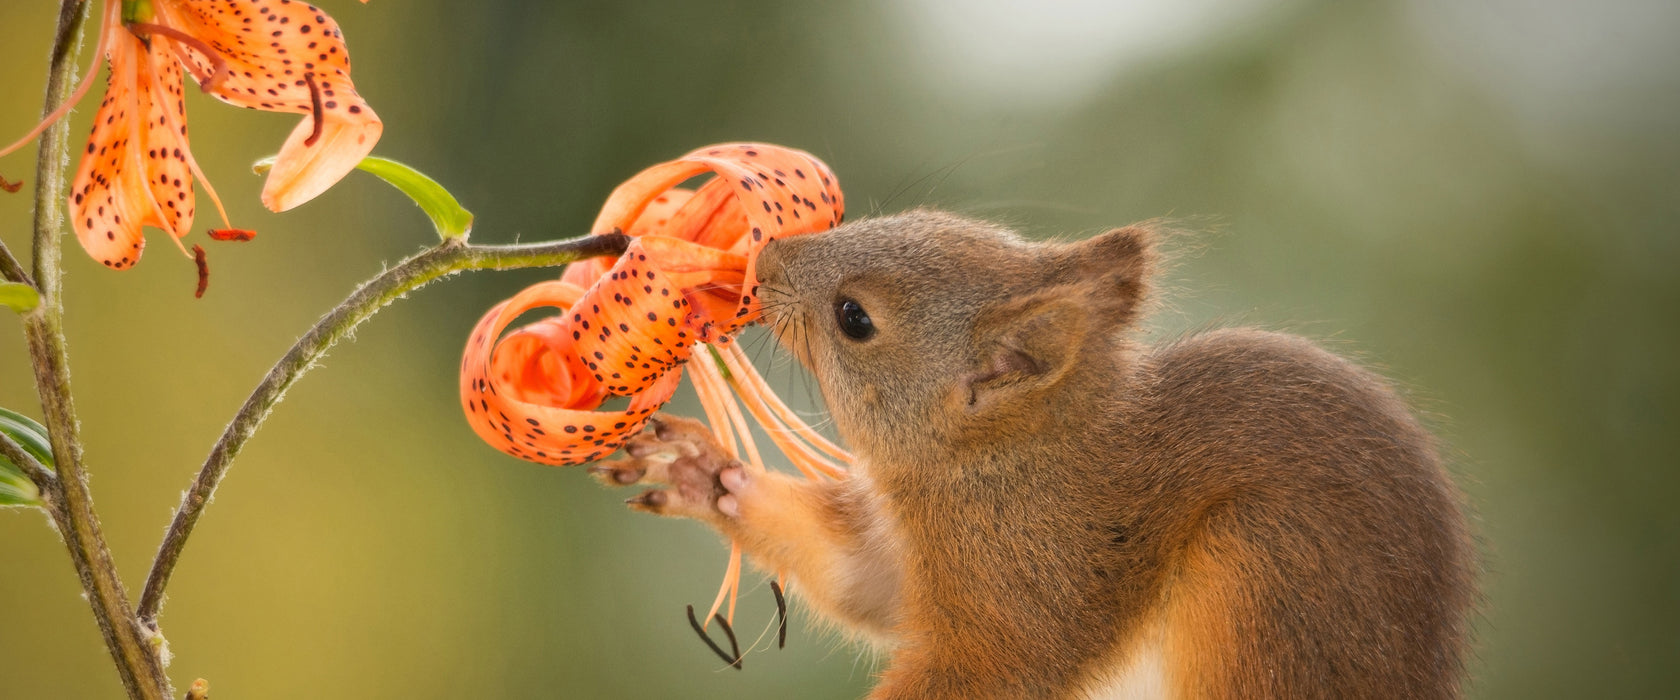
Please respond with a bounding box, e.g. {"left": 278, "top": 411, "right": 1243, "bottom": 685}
{"left": 1088, "top": 327, "right": 1474, "bottom": 699}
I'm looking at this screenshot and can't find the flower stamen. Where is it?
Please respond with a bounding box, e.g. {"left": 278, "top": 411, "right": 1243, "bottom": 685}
{"left": 303, "top": 73, "right": 324, "bottom": 147}
{"left": 0, "top": 1, "right": 118, "bottom": 162}
{"left": 126, "top": 22, "right": 229, "bottom": 93}
{"left": 192, "top": 244, "right": 208, "bottom": 298}
{"left": 207, "top": 228, "right": 255, "bottom": 242}
{"left": 140, "top": 50, "right": 240, "bottom": 239}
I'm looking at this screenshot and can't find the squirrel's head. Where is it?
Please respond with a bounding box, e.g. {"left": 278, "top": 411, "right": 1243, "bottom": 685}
{"left": 753, "top": 209, "right": 1155, "bottom": 466}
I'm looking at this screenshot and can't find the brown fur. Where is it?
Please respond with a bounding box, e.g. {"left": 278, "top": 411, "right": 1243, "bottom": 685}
{"left": 600, "top": 210, "right": 1475, "bottom": 699}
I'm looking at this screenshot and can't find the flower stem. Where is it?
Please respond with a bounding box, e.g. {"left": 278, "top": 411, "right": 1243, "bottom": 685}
{"left": 136, "top": 232, "right": 629, "bottom": 624}
{"left": 22, "top": 1, "right": 174, "bottom": 698}
{"left": 0, "top": 239, "right": 29, "bottom": 286}
{"left": 0, "top": 427, "right": 58, "bottom": 496}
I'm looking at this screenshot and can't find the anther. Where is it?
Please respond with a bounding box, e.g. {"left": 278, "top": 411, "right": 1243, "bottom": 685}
{"left": 193, "top": 244, "right": 209, "bottom": 298}
{"left": 127, "top": 23, "right": 230, "bottom": 93}
{"left": 303, "top": 73, "right": 324, "bottom": 147}
{"left": 207, "top": 228, "right": 256, "bottom": 241}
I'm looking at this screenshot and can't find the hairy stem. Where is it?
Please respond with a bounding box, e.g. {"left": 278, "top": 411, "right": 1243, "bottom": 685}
{"left": 136, "top": 232, "right": 629, "bottom": 624}
{"left": 22, "top": 1, "right": 174, "bottom": 698}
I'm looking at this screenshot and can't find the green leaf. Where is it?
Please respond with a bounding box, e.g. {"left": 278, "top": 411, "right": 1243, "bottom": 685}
{"left": 0, "top": 407, "right": 50, "bottom": 508}
{"left": 0, "top": 408, "right": 53, "bottom": 466}
{"left": 253, "top": 155, "right": 475, "bottom": 240}
{"left": 0, "top": 471, "right": 39, "bottom": 507}
{"left": 0, "top": 480, "right": 38, "bottom": 507}
{"left": 0, "top": 282, "right": 39, "bottom": 313}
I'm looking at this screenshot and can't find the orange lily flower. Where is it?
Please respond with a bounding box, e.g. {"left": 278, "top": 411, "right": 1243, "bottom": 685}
{"left": 460, "top": 143, "right": 854, "bottom": 624}
{"left": 0, "top": 0, "right": 380, "bottom": 269}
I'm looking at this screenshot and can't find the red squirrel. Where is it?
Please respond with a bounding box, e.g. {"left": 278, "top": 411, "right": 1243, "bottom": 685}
{"left": 594, "top": 210, "right": 1476, "bottom": 699}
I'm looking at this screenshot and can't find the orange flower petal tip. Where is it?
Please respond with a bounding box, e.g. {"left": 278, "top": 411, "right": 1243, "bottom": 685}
{"left": 0, "top": 176, "right": 20, "bottom": 194}
{"left": 260, "top": 108, "right": 383, "bottom": 213}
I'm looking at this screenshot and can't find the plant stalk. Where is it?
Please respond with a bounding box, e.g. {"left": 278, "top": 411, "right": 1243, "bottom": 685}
{"left": 22, "top": 1, "right": 174, "bottom": 698}
{"left": 0, "top": 237, "right": 29, "bottom": 286}
{"left": 0, "top": 428, "right": 58, "bottom": 496}
{"left": 136, "top": 232, "right": 628, "bottom": 624}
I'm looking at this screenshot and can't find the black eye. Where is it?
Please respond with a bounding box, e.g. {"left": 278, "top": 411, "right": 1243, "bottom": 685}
{"left": 834, "top": 298, "right": 875, "bottom": 340}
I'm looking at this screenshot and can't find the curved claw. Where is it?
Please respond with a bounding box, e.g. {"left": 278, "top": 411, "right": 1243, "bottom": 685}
{"left": 626, "top": 489, "right": 670, "bottom": 513}
{"left": 645, "top": 413, "right": 719, "bottom": 447}
{"left": 588, "top": 460, "right": 648, "bottom": 486}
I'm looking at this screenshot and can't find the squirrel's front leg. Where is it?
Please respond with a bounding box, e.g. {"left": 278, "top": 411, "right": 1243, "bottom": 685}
{"left": 593, "top": 414, "right": 902, "bottom": 639}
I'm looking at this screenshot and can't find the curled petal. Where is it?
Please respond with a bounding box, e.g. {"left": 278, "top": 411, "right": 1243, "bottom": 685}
{"left": 663, "top": 176, "right": 751, "bottom": 254}
{"left": 494, "top": 320, "right": 607, "bottom": 409}
{"left": 560, "top": 187, "right": 695, "bottom": 289}
{"left": 462, "top": 282, "right": 679, "bottom": 466}
{"left": 587, "top": 143, "right": 845, "bottom": 332}
{"left": 463, "top": 236, "right": 745, "bottom": 466}
{"left": 590, "top": 160, "right": 716, "bottom": 236}
{"left": 465, "top": 144, "right": 844, "bottom": 467}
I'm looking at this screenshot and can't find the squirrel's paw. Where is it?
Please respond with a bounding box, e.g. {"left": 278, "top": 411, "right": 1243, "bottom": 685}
{"left": 591, "top": 414, "right": 735, "bottom": 522}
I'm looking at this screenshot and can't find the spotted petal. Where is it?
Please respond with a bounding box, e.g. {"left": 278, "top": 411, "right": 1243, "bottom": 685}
{"left": 153, "top": 0, "right": 381, "bottom": 211}
{"left": 560, "top": 187, "right": 695, "bottom": 289}
{"left": 462, "top": 281, "right": 680, "bottom": 466}
{"left": 588, "top": 143, "right": 845, "bottom": 332}
{"left": 68, "top": 30, "right": 196, "bottom": 269}
{"left": 464, "top": 144, "right": 844, "bottom": 468}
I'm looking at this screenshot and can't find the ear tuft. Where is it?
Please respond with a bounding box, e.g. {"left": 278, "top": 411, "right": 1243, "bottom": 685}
{"left": 1067, "top": 225, "right": 1155, "bottom": 327}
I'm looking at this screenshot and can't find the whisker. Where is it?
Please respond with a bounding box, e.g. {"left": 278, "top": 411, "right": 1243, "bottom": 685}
{"left": 876, "top": 156, "right": 933, "bottom": 216}
{"left": 917, "top": 154, "right": 976, "bottom": 205}
{"left": 799, "top": 317, "right": 818, "bottom": 408}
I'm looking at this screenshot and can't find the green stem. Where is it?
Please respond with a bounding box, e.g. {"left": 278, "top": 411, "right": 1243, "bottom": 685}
{"left": 0, "top": 426, "right": 58, "bottom": 496}
{"left": 22, "top": 1, "right": 174, "bottom": 698}
{"left": 0, "top": 238, "right": 29, "bottom": 286}
{"left": 136, "top": 232, "right": 628, "bottom": 624}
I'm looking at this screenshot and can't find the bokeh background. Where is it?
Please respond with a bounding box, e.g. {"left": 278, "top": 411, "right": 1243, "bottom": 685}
{"left": 2, "top": 0, "right": 1676, "bottom": 697}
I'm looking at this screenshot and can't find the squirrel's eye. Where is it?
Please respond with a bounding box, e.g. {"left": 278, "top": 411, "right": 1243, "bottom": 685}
{"left": 834, "top": 298, "right": 875, "bottom": 340}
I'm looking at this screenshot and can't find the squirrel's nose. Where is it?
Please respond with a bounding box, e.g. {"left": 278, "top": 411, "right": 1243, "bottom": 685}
{"left": 753, "top": 237, "right": 790, "bottom": 288}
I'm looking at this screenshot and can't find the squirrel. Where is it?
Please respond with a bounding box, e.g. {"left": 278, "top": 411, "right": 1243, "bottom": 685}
{"left": 592, "top": 210, "right": 1476, "bottom": 699}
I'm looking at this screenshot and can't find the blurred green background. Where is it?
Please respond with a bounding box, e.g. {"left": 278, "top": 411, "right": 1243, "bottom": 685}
{"left": 2, "top": 0, "right": 1676, "bottom": 697}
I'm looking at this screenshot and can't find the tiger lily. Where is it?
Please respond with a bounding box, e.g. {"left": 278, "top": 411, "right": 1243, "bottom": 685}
{"left": 460, "top": 143, "right": 851, "bottom": 626}
{"left": 0, "top": 0, "right": 380, "bottom": 269}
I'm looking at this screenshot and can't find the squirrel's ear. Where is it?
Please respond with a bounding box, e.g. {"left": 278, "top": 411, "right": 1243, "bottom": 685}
{"left": 961, "top": 292, "right": 1088, "bottom": 414}
{"left": 1065, "top": 225, "right": 1154, "bottom": 328}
